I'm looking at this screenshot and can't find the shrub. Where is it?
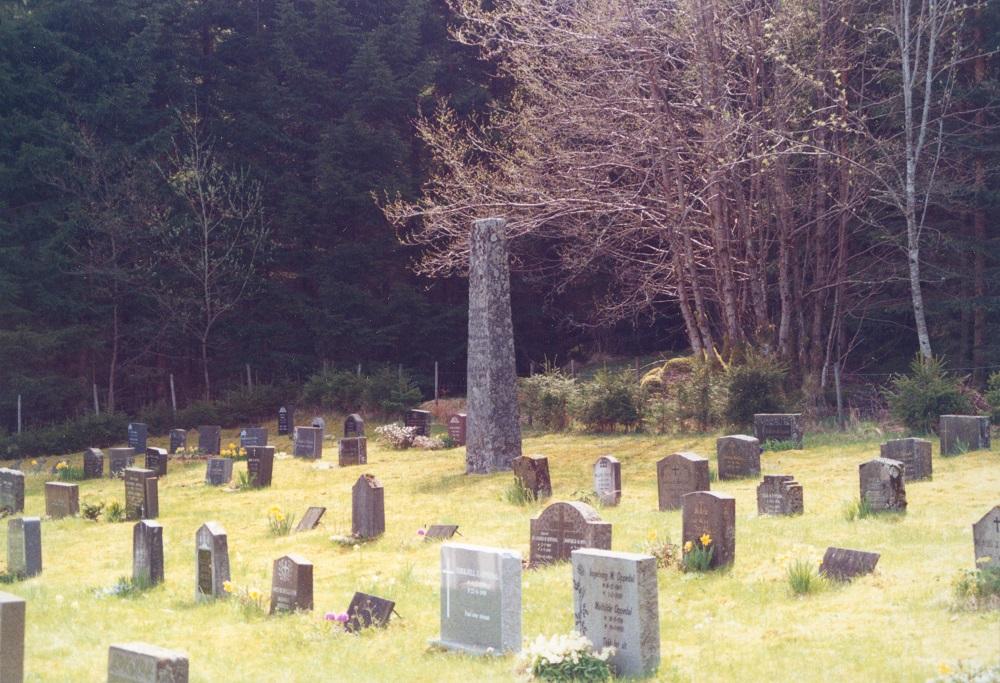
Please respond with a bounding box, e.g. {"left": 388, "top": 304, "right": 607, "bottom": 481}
{"left": 570, "top": 370, "right": 642, "bottom": 433}
{"left": 519, "top": 369, "right": 576, "bottom": 431}
{"left": 1, "top": 412, "right": 129, "bottom": 459}
{"left": 885, "top": 356, "right": 971, "bottom": 434}
{"left": 364, "top": 366, "right": 423, "bottom": 416}
{"left": 953, "top": 562, "right": 1000, "bottom": 610}
{"left": 648, "top": 354, "right": 728, "bottom": 432}
{"left": 724, "top": 351, "right": 788, "bottom": 427}
{"left": 301, "top": 369, "right": 367, "bottom": 413}
{"left": 374, "top": 424, "right": 417, "bottom": 450}
{"left": 105, "top": 501, "right": 127, "bottom": 523}
{"left": 300, "top": 367, "right": 422, "bottom": 418}
{"left": 986, "top": 371, "right": 1000, "bottom": 423}
{"left": 516, "top": 632, "right": 614, "bottom": 682}
{"left": 81, "top": 500, "right": 104, "bottom": 521}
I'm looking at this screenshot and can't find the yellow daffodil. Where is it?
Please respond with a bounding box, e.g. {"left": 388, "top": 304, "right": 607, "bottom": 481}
{"left": 228, "top": 442, "right": 236, "bottom": 449}
{"left": 700, "top": 533, "right": 712, "bottom": 547}
{"left": 683, "top": 541, "right": 693, "bottom": 552}
{"left": 938, "top": 663, "right": 952, "bottom": 675}
{"left": 223, "top": 581, "right": 234, "bottom": 594}
{"left": 646, "top": 530, "right": 657, "bottom": 542}
{"left": 248, "top": 590, "right": 261, "bottom": 601}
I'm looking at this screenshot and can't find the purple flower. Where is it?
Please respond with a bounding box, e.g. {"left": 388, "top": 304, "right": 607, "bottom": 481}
{"left": 335, "top": 612, "right": 349, "bottom": 623}
{"left": 417, "top": 528, "right": 426, "bottom": 536}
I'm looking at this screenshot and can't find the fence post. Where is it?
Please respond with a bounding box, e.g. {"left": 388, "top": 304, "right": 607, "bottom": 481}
{"left": 246, "top": 363, "right": 252, "bottom": 390}
{"left": 17, "top": 394, "right": 22, "bottom": 434}
{"left": 93, "top": 383, "right": 100, "bottom": 416}
{"left": 570, "top": 359, "right": 575, "bottom": 376}
{"left": 357, "top": 363, "right": 362, "bottom": 377}
{"left": 434, "top": 361, "right": 439, "bottom": 405}
{"left": 834, "top": 363, "right": 845, "bottom": 431}
{"left": 169, "top": 374, "right": 177, "bottom": 414}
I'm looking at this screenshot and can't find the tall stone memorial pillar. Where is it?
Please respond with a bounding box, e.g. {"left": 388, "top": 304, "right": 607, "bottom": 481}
{"left": 466, "top": 217, "right": 522, "bottom": 473}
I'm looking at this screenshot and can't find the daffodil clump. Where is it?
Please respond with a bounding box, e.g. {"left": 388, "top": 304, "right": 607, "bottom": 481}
{"left": 266, "top": 505, "right": 294, "bottom": 536}
{"left": 516, "top": 632, "right": 613, "bottom": 682}
{"left": 55, "top": 460, "right": 84, "bottom": 481}
{"left": 682, "top": 533, "right": 715, "bottom": 572}
{"left": 221, "top": 442, "right": 246, "bottom": 460}
{"left": 953, "top": 558, "right": 1000, "bottom": 610}
{"left": 640, "top": 530, "right": 679, "bottom": 569}
{"left": 223, "top": 580, "right": 267, "bottom": 615}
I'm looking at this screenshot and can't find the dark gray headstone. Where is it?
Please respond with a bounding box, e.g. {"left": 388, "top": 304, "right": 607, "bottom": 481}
{"left": 239, "top": 427, "right": 268, "bottom": 449}
{"left": 656, "top": 453, "right": 710, "bottom": 511}
{"left": 124, "top": 468, "right": 158, "bottom": 520}
{"left": 593, "top": 455, "right": 621, "bottom": 506}
{"left": 352, "top": 474, "right": 385, "bottom": 539}
{"left": 144, "top": 447, "right": 168, "bottom": 477}
{"left": 83, "top": 448, "right": 104, "bottom": 478}
{"left": 293, "top": 426, "right": 323, "bottom": 459}
{"left": 197, "top": 425, "right": 222, "bottom": 455}
{"left": 0, "top": 469, "right": 25, "bottom": 514}
{"left": 529, "top": 501, "right": 612, "bottom": 566}
{"left": 465, "top": 218, "right": 522, "bottom": 473}
{"left": 973, "top": 505, "right": 1000, "bottom": 570}
{"left": 880, "top": 438, "right": 932, "bottom": 481}
{"left": 205, "top": 458, "right": 234, "bottom": 486}
{"left": 447, "top": 414, "right": 467, "bottom": 447}
{"left": 344, "top": 592, "right": 395, "bottom": 633}
{"left": 756, "top": 475, "right": 803, "bottom": 515}
{"left": 269, "top": 554, "right": 313, "bottom": 614}
{"left": 753, "top": 413, "right": 804, "bottom": 448}
{"left": 7, "top": 517, "right": 41, "bottom": 578}
{"left": 195, "top": 522, "right": 230, "bottom": 601}
{"left": 44, "top": 482, "right": 79, "bottom": 519}
{"left": 277, "top": 406, "right": 293, "bottom": 436}
{"left": 295, "top": 507, "right": 326, "bottom": 533}
{"left": 682, "top": 490, "right": 736, "bottom": 568}
{"left": 572, "top": 548, "right": 659, "bottom": 677}
{"left": 246, "top": 446, "right": 274, "bottom": 487}
{"left": 405, "top": 409, "right": 431, "bottom": 437}
{"left": 107, "top": 642, "right": 188, "bottom": 683}
{"left": 433, "top": 543, "right": 521, "bottom": 655}
{"left": 716, "top": 435, "right": 761, "bottom": 480}
{"left": 425, "top": 524, "right": 459, "bottom": 541}
{"left": 344, "top": 414, "right": 365, "bottom": 438}
{"left": 0, "top": 592, "right": 25, "bottom": 683}
{"left": 107, "top": 448, "right": 135, "bottom": 477}
{"left": 939, "top": 415, "right": 991, "bottom": 455}
{"left": 169, "top": 429, "right": 187, "bottom": 454}
{"left": 338, "top": 437, "right": 367, "bottom": 467}
{"left": 819, "top": 547, "right": 880, "bottom": 581}
{"left": 133, "top": 520, "right": 164, "bottom": 586}
{"left": 859, "top": 457, "right": 907, "bottom": 512}
{"left": 511, "top": 455, "right": 552, "bottom": 501}
{"left": 127, "top": 422, "right": 148, "bottom": 453}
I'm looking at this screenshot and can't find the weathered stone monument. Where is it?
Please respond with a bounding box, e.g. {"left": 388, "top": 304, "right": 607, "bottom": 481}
{"left": 352, "top": 474, "right": 384, "bottom": 539}
{"left": 756, "top": 475, "right": 803, "bottom": 515}
{"left": 939, "top": 415, "right": 991, "bottom": 455}
{"left": 405, "top": 409, "right": 431, "bottom": 437}
{"left": 0, "top": 592, "right": 25, "bottom": 683}
{"left": 83, "top": 447, "right": 104, "bottom": 478}
{"left": 656, "top": 452, "right": 710, "bottom": 511}
{"left": 107, "top": 447, "right": 135, "bottom": 477}
{"left": 433, "top": 543, "right": 521, "bottom": 655}
{"left": 295, "top": 507, "right": 326, "bottom": 532}
{"left": 127, "top": 422, "right": 148, "bottom": 453}
{"left": 447, "top": 413, "right": 467, "bottom": 446}
{"left": 169, "top": 429, "right": 186, "bottom": 454}
{"left": 195, "top": 522, "right": 230, "bottom": 601}
{"left": 819, "top": 547, "right": 880, "bottom": 581}
{"left": 7, "top": 517, "right": 41, "bottom": 578}
{"left": 144, "top": 447, "right": 168, "bottom": 477}
{"left": 511, "top": 455, "right": 552, "bottom": 501}
{"left": 0, "top": 469, "right": 25, "bottom": 514}
{"left": 344, "top": 592, "right": 395, "bottom": 633}
{"left": 270, "top": 554, "right": 313, "bottom": 613}
{"left": 204, "top": 458, "right": 233, "bottom": 486}
{"left": 425, "top": 524, "right": 460, "bottom": 541}
{"left": 44, "top": 482, "right": 79, "bottom": 519}
{"left": 529, "top": 501, "right": 612, "bottom": 566}
{"left": 859, "top": 457, "right": 907, "bottom": 512}
{"left": 753, "top": 413, "right": 804, "bottom": 447}
{"left": 197, "top": 425, "right": 222, "bottom": 455}
{"left": 344, "top": 414, "right": 365, "bottom": 438}
{"left": 239, "top": 427, "right": 267, "bottom": 449}
{"left": 880, "top": 438, "right": 932, "bottom": 481}
{"left": 593, "top": 455, "right": 622, "bottom": 506}
{"left": 973, "top": 505, "right": 1000, "bottom": 570}
{"left": 277, "top": 406, "right": 292, "bottom": 436}
{"left": 108, "top": 643, "right": 189, "bottom": 683}
{"left": 246, "top": 446, "right": 274, "bottom": 487}
{"left": 572, "top": 548, "right": 659, "bottom": 677}
{"left": 133, "top": 520, "right": 164, "bottom": 586}
{"left": 682, "top": 491, "right": 736, "bottom": 568}
{"left": 465, "top": 217, "right": 522, "bottom": 473}
{"left": 338, "top": 437, "right": 367, "bottom": 467}
{"left": 716, "top": 435, "right": 761, "bottom": 480}
{"left": 293, "top": 426, "right": 323, "bottom": 459}
{"left": 124, "top": 468, "right": 159, "bottom": 520}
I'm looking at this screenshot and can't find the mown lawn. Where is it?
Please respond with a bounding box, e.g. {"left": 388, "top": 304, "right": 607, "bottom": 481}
{"left": 1, "top": 423, "right": 997, "bottom": 682}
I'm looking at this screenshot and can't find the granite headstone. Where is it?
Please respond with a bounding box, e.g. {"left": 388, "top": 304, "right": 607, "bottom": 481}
{"left": 107, "top": 642, "right": 188, "bottom": 683}
{"left": 204, "top": 458, "right": 233, "bottom": 486}
{"left": 293, "top": 426, "right": 323, "bottom": 459}
{"left": 6, "top": 517, "right": 41, "bottom": 578}
{"left": 277, "top": 406, "right": 292, "bottom": 436}
{"left": 593, "top": 456, "right": 621, "bottom": 506}
{"left": 756, "top": 475, "right": 803, "bottom": 515}
{"left": 0, "top": 469, "right": 25, "bottom": 514}
{"left": 344, "top": 592, "right": 395, "bottom": 633}
{"left": 939, "top": 415, "right": 991, "bottom": 455}
{"left": 681, "top": 490, "right": 736, "bottom": 568}
{"left": 133, "top": 520, "right": 164, "bottom": 586}
{"left": 880, "top": 438, "right": 932, "bottom": 481}
{"left": 859, "top": 457, "right": 907, "bottom": 512}
{"left": 753, "top": 413, "right": 804, "bottom": 448}
{"left": 716, "top": 435, "right": 761, "bottom": 480}
{"left": 338, "top": 437, "right": 367, "bottom": 467}
{"left": 195, "top": 522, "right": 230, "bottom": 601}
{"left": 124, "top": 468, "right": 158, "bottom": 520}
{"left": 344, "top": 414, "right": 365, "bottom": 438}
{"left": 197, "top": 425, "right": 222, "bottom": 455}
{"left": 819, "top": 547, "right": 880, "bottom": 581}
{"left": 168, "top": 429, "right": 187, "bottom": 454}
{"left": 144, "top": 447, "right": 168, "bottom": 478}
{"left": 0, "top": 592, "right": 25, "bottom": 683}
{"left": 656, "top": 452, "right": 710, "bottom": 511}
{"left": 448, "top": 414, "right": 467, "bottom": 447}
{"left": 972, "top": 505, "right": 1000, "bottom": 570}
{"left": 511, "top": 455, "right": 552, "bottom": 501}
{"left": 405, "top": 409, "right": 431, "bottom": 437}
{"left": 246, "top": 446, "right": 274, "bottom": 487}
{"left": 83, "top": 447, "right": 104, "bottom": 478}
{"left": 239, "top": 427, "right": 268, "bottom": 449}
{"left": 127, "top": 422, "right": 148, "bottom": 454}
{"left": 295, "top": 507, "right": 326, "bottom": 532}
{"left": 44, "top": 482, "right": 79, "bottom": 519}
{"left": 529, "top": 501, "right": 612, "bottom": 566}
{"left": 352, "top": 474, "right": 385, "bottom": 539}
{"left": 107, "top": 448, "right": 135, "bottom": 477}
{"left": 269, "top": 554, "right": 313, "bottom": 613}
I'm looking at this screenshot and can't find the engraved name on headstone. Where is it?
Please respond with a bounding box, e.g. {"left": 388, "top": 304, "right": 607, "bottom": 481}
{"left": 681, "top": 491, "right": 736, "bottom": 568}
{"left": 859, "top": 457, "right": 907, "bottom": 512}
{"left": 338, "top": 437, "right": 367, "bottom": 467}
{"left": 144, "top": 447, "right": 168, "bottom": 478}
{"left": 593, "top": 456, "right": 621, "bottom": 506}
{"left": 344, "top": 414, "right": 365, "bottom": 438}
{"left": 405, "top": 409, "right": 431, "bottom": 437}
{"left": 277, "top": 406, "right": 293, "bottom": 436}
{"left": 197, "top": 425, "right": 222, "bottom": 455}
{"left": 127, "top": 422, "right": 148, "bottom": 454}
{"left": 293, "top": 426, "right": 323, "bottom": 459}
{"left": 529, "top": 501, "right": 612, "bottom": 567}
{"left": 269, "top": 554, "right": 313, "bottom": 614}
{"left": 716, "top": 435, "right": 761, "bottom": 480}
{"left": 448, "top": 413, "right": 467, "bottom": 447}
{"left": 880, "top": 438, "right": 932, "bottom": 481}
{"left": 246, "top": 446, "right": 274, "bottom": 487}
{"left": 352, "top": 474, "right": 385, "bottom": 539}
{"left": 205, "top": 458, "right": 234, "bottom": 486}
{"left": 124, "top": 468, "right": 158, "bottom": 520}
{"left": 752, "top": 413, "right": 804, "bottom": 448}
{"left": 239, "top": 427, "right": 268, "bottom": 449}
{"left": 83, "top": 447, "right": 104, "bottom": 478}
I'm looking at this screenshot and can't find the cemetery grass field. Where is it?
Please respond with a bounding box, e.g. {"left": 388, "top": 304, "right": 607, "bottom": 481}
{"left": 2, "top": 424, "right": 998, "bottom": 682}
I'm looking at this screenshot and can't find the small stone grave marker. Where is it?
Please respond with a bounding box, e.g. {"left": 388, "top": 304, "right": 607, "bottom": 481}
{"left": 433, "top": 543, "right": 521, "bottom": 655}
{"left": 205, "top": 458, "right": 234, "bottom": 486}
{"left": 107, "top": 448, "right": 135, "bottom": 477}
{"left": 124, "top": 468, "right": 158, "bottom": 520}
{"left": 197, "top": 425, "right": 222, "bottom": 455}
{"left": 753, "top": 413, "right": 804, "bottom": 448}
{"left": 133, "top": 520, "right": 164, "bottom": 586}
{"left": 448, "top": 414, "right": 467, "bottom": 446}
{"left": 716, "top": 435, "right": 761, "bottom": 480}
{"left": 352, "top": 474, "right": 385, "bottom": 539}
{"left": 293, "top": 426, "right": 323, "bottom": 459}
{"left": 107, "top": 642, "right": 188, "bottom": 683}
{"left": 127, "top": 422, "right": 148, "bottom": 453}
{"left": 819, "top": 547, "right": 880, "bottom": 581}
{"left": 756, "top": 475, "right": 803, "bottom": 515}
{"left": 511, "top": 455, "right": 552, "bottom": 501}
{"left": 880, "top": 438, "right": 932, "bottom": 481}
{"left": 344, "top": 414, "right": 365, "bottom": 438}
{"left": 295, "top": 507, "right": 326, "bottom": 532}
{"left": 169, "top": 429, "right": 186, "bottom": 454}
{"left": 338, "top": 437, "right": 367, "bottom": 467}
{"left": 859, "top": 457, "right": 906, "bottom": 512}
{"left": 572, "top": 548, "right": 659, "bottom": 677}
{"left": 270, "top": 554, "right": 313, "bottom": 613}
{"left": 246, "top": 446, "right": 274, "bottom": 487}
{"left": 405, "top": 409, "right": 431, "bottom": 437}
{"left": 425, "top": 524, "right": 459, "bottom": 541}
{"left": 593, "top": 455, "right": 621, "bottom": 506}
{"left": 278, "top": 406, "right": 293, "bottom": 435}
{"left": 144, "top": 447, "right": 168, "bottom": 477}
{"left": 344, "top": 592, "right": 395, "bottom": 633}
{"left": 311, "top": 416, "right": 325, "bottom": 430}
{"left": 44, "top": 482, "right": 79, "bottom": 519}
{"left": 83, "top": 447, "right": 104, "bottom": 478}
{"left": 7, "top": 517, "right": 41, "bottom": 578}
{"left": 972, "top": 505, "right": 1000, "bottom": 570}
{"left": 529, "top": 501, "right": 612, "bottom": 566}
{"left": 939, "top": 415, "right": 991, "bottom": 455}
{"left": 239, "top": 427, "right": 268, "bottom": 449}
{"left": 682, "top": 490, "right": 736, "bottom": 568}
{"left": 195, "top": 522, "right": 230, "bottom": 601}
{"left": 0, "top": 469, "right": 25, "bottom": 514}
{"left": 0, "top": 592, "right": 25, "bottom": 683}
{"left": 656, "top": 452, "right": 709, "bottom": 511}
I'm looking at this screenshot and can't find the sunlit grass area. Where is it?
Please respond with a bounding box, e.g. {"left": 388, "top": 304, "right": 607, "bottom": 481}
{"left": 2, "top": 423, "right": 997, "bottom": 682}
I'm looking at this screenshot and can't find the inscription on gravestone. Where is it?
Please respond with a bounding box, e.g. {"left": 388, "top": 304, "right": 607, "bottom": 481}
{"left": 682, "top": 491, "right": 736, "bottom": 568}
{"left": 0, "top": 469, "right": 26, "bottom": 514}
{"left": 939, "top": 415, "right": 991, "bottom": 455}
{"left": 511, "top": 455, "right": 552, "bottom": 501}
{"left": 530, "top": 501, "right": 612, "bottom": 566}
{"left": 295, "top": 507, "right": 326, "bottom": 533}
{"left": 448, "top": 414, "right": 467, "bottom": 447}
{"left": 246, "top": 446, "right": 274, "bottom": 487}
{"left": 205, "top": 458, "right": 233, "bottom": 486}
{"left": 352, "top": 474, "right": 385, "bottom": 539}
{"left": 0, "top": 592, "right": 26, "bottom": 683}
{"left": 144, "top": 447, "right": 168, "bottom": 477}
{"left": 753, "top": 413, "right": 804, "bottom": 448}
{"left": 344, "top": 414, "right": 365, "bottom": 438}
{"left": 270, "top": 554, "right": 313, "bottom": 613}
{"left": 716, "top": 435, "right": 761, "bottom": 480}
{"left": 345, "top": 592, "right": 395, "bottom": 633}
{"left": 972, "top": 505, "right": 1000, "bottom": 570}
{"left": 7, "top": 517, "right": 41, "bottom": 578}
{"left": 859, "top": 457, "right": 907, "bottom": 512}
{"left": 405, "top": 409, "right": 431, "bottom": 437}
{"left": 124, "top": 468, "right": 158, "bottom": 520}
{"left": 572, "top": 548, "right": 660, "bottom": 678}
{"left": 44, "top": 482, "right": 79, "bottom": 519}
{"left": 338, "top": 437, "right": 367, "bottom": 467}
{"left": 756, "top": 475, "right": 803, "bottom": 516}
{"left": 197, "top": 425, "right": 222, "bottom": 455}
{"left": 656, "top": 453, "right": 710, "bottom": 511}
{"left": 107, "top": 448, "right": 135, "bottom": 477}
{"left": 107, "top": 642, "right": 189, "bottom": 683}
{"left": 819, "top": 547, "right": 880, "bottom": 581}
{"left": 277, "top": 406, "right": 293, "bottom": 436}
{"left": 83, "top": 447, "right": 104, "bottom": 478}
{"left": 593, "top": 456, "right": 621, "bottom": 506}
{"left": 293, "top": 426, "right": 323, "bottom": 459}
{"left": 239, "top": 427, "right": 268, "bottom": 449}
{"left": 880, "top": 438, "right": 932, "bottom": 481}
{"left": 169, "top": 429, "right": 186, "bottom": 454}
{"left": 127, "top": 422, "right": 148, "bottom": 454}
{"left": 133, "top": 520, "right": 164, "bottom": 586}
{"left": 195, "top": 522, "right": 230, "bottom": 601}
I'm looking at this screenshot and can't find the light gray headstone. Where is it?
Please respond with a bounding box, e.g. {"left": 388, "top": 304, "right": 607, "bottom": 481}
{"left": 195, "top": 522, "right": 230, "bottom": 601}
{"left": 0, "top": 469, "right": 25, "bottom": 514}
{"left": 756, "top": 475, "right": 803, "bottom": 515}
{"left": 133, "top": 520, "right": 164, "bottom": 586}
{"left": 973, "top": 505, "right": 1000, "bottom": 570}
{"left": 6, "top": 517, "right": 41, "bottom": 578}
{"left": 593, "top": 456, "right": 621, "bottom": 506}
{"left": 859, "top": 457, "right": 906, "bottom": 512}
{"left": 107, "top": 642, "right": 189, "bottom": 683}
{"left": 0, "top": 592, "right": 25, "bottom": 683}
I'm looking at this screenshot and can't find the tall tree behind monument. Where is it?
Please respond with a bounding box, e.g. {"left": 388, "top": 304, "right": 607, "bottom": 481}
{"left": 466, "top": 218, "right": 522, "bottom": 473}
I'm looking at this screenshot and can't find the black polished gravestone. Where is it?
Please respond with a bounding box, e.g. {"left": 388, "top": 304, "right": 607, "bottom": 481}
{"left": 447, "top": 414, "right": 467, "bottom": 447}
{"left": 7, "top": 517, "right": 42, "bottom": 578}
{"left": 295, "top": 507, "right": 326, "bottom": 533}
{"left": 197, "top": 425, "right": 222, "bottom": 455}
{"left": 293, "top": 426, "right": 323, "bottom": 459}
{"left": 278, "top": 406, "right": 293, "bottom": 436}
{"left": 144, "top": 447, "right": 168, "bottom": 477}
{"left": 405, "top": 409, "right": 431, "bottom": 437}
{"left": 205, "top": 458, "right": 234, "bottom": 486}
{"left": 195, "top": 522, "right": 230, "bottom": 601}
{"left": 239, "top": 427, "right": 268, "bottom": 449}
{"left": 424, "top": 524, "right": 459, "bottom": 541}
{"left": 819, "top": 546, "right": 880, "bottom": 581}
{"left": 124, "top": 468, "right": 158, "bottom": 520}
{"left": 269, "top": 554, "right": 313, "bottom": 614}
{"left": 107, "top": 448, "right": 135, "bottom": 477}
{"left": 338, "top": 437, "right": 367, "bottom": 467}
{"left": 352, "top": 474, "right": 385, "bottom": 539}
{"left": 0, "top": 468, "right": 26, "bottom": 514}
{"left": 133, "top": 520, "right": 164, "bottom": 586}
{"left": 246, "top": 446, "right": 274, "bottom": 487}
{"left": 169, "top": 429, "right": 187, "bottom": 454}
{"left": 344, "top": 414, "right": 365, "bottom": 438}
{"left": 529, "top": 501, "right": 612, "bottom": 566}
{"left": 752, "top": 413, "right": 804, "bottom": 448}
{"left": 344, "top": 592, "right": 395, "bottom": 633}
{"left": 83, "top": 448, "right": 104, "bottom": 479}
{"left": 127, "top": 422, "right": 148, "bottom": 454}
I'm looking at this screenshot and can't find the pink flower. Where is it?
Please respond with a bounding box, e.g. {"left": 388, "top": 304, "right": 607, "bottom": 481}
{"left": 324, "top": 612, "right": 337, "bottom": 621}
{"left": 417, "top": 528, "right": 426, "bottom": 536}
{"left": 325, "top": 612, "right": 349, "bottom": 623}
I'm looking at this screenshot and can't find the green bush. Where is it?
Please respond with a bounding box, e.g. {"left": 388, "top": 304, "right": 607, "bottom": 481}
{"left": 1, "top": 412, "right": 129, "bottom": 459}
{"left": 519, "top": 369, "right": 576, "bottom": 430}
{"left": 986, "top": 371, "right": 1000, "bottom": 423}
{"left": 884, "top": 356, "right": 971, "bottom": 434}
{"left": 300, "top": 367, "right": 421, "bottom": 417}
{"left": 363, "top": 367, "right": 422, "bottom": 416}
{"left": 670, "top": 358, "right": 728, "bottom": 431}
{"left": 570, "top": 370, "right": 642, "bottom": 433}
{"left": 724, "top": 351, "right": 788, "bottom": 427}
{"left": 301, "top": 369, "right": 367, "bottom": 413}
